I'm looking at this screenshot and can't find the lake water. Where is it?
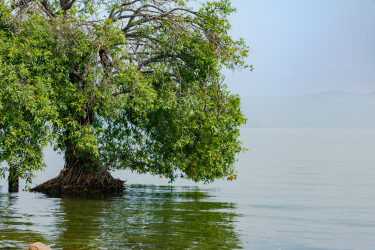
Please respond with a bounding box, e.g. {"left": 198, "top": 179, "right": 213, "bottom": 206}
{"left": 1, "top": 128, "right": 375, "bottom": 249}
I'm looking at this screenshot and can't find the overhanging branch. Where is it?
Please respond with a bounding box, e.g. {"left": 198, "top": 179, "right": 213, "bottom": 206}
{"left": 97, "top": 150, "right": 132, "bottom": 174}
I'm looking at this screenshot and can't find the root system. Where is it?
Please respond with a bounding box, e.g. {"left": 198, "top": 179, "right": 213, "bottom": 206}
{"left": 31, "top": 167, "right": 125, "bottom": 195}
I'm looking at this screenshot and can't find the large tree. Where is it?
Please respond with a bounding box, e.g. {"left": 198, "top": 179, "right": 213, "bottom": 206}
{"left": 0, "top": 0, "right": 251, "bottom": 194}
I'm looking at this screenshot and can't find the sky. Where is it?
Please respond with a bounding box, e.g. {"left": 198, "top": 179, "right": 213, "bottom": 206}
{"left": 218, "top": 0, "right": 375, "bottom": 96}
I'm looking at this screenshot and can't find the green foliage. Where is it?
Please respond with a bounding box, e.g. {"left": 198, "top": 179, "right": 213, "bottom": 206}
{"left": 0, "top": 0, "right": 251, "bottom": 186}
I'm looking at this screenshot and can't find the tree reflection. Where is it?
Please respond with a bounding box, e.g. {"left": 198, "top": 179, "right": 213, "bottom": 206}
{"left": 0, "top": 192, "right": 49, "bottom": 249}
{"left": 54, "top": 185, "right": 243, "bottom": 249}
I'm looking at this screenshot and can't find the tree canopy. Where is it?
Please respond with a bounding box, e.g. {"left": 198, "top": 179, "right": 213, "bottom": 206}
{"left": 0, "top": 0, "right": 251, "bottom": 192}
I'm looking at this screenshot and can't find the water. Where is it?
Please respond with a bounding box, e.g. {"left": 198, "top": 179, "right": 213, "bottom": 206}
{"left": 1, "top": 129, "right": 375, "bottom": 249}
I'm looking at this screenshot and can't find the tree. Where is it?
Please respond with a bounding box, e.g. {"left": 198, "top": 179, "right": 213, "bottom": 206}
{"left": 0, "top": 0, "right": 251, "bottom": 194}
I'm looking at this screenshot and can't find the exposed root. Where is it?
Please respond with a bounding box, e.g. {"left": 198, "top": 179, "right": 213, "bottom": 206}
{"left": 31, "top": 168, "right": 125, "bottom": 195}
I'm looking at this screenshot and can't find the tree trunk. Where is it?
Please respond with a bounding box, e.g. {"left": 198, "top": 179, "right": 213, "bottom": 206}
{"left": 8, "top": 166, "right": 19, "bottom": 193}
{"left": 31, "top": 73, "right": 125, "bottom": 195}
{"left": 31, "top": 154, "right": 125, "bottom": 195}
{"left": 31, "top": 130, "right": 125, "bottom": 195}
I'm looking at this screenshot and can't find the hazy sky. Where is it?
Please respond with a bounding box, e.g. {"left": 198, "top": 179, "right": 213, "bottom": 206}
{"left": 219, "top": 0, "right": 375, "bottom": 96}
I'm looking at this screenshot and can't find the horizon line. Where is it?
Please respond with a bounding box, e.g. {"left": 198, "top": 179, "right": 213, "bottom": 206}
{"left": 239, "top": 90, "right": 375, "bottom": 98}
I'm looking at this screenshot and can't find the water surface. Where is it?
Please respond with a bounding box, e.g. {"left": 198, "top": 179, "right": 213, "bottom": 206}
{"left": 1, "top": 129, "right": 375, "bottom": 249}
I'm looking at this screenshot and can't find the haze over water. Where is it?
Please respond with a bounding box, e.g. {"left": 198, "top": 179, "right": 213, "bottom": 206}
{"left": 1, "top": 128, "right": 375, "bottom": 249}
{"left": 1, "top": 1, "right": 374, "bottom": 249}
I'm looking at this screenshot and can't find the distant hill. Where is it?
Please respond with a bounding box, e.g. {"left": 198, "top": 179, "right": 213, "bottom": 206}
{"left": 241, "top": 91, "right": 375, "bottom": 128}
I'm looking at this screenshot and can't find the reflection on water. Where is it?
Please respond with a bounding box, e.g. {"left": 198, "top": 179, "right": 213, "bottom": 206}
{"left": 0, "top": 185, "right": 242, "bottom": 249}
{"left": 3, "top": 129, "right": 375, "bottom": 249}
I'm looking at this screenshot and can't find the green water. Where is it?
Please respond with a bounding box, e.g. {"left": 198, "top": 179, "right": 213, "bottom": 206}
{"left": 0, "top": 185, "right": 241, "bottom": 249}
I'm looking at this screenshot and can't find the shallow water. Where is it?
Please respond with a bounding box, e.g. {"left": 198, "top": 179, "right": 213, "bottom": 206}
{"left": 1, "top": 129, "right": 375, "bottom": 249}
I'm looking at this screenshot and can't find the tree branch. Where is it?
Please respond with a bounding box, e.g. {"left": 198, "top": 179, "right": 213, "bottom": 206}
{"left": 97, "top": 150, "right": 132, "bottom": 174}
{"left": 112, "top": 89, "right": 131, "bottom": 97}
{"left": 60, "top": 0, "right": 76, "bottom": 10}
{"left": 137, "top": 54, "right": 195, "bottom": 71}
{"left": 39, "top": 0, "right": 55, "bottom": 17}
{"left": 99, "top": 48, "right": 113, "bottom": 77}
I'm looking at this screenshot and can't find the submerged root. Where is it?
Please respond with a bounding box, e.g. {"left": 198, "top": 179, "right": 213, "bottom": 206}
{"left": 31, "top": 168, "right": 125, "bottom": 195}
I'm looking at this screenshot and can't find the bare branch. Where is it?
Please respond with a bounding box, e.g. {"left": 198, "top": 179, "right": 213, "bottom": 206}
{"left": 39, "top": 0, "right": 55, "bottom": 17}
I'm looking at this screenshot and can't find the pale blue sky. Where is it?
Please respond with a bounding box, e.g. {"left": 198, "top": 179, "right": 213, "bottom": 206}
{"left": 219, "top": 0, "right": 375, "bottom": 96}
